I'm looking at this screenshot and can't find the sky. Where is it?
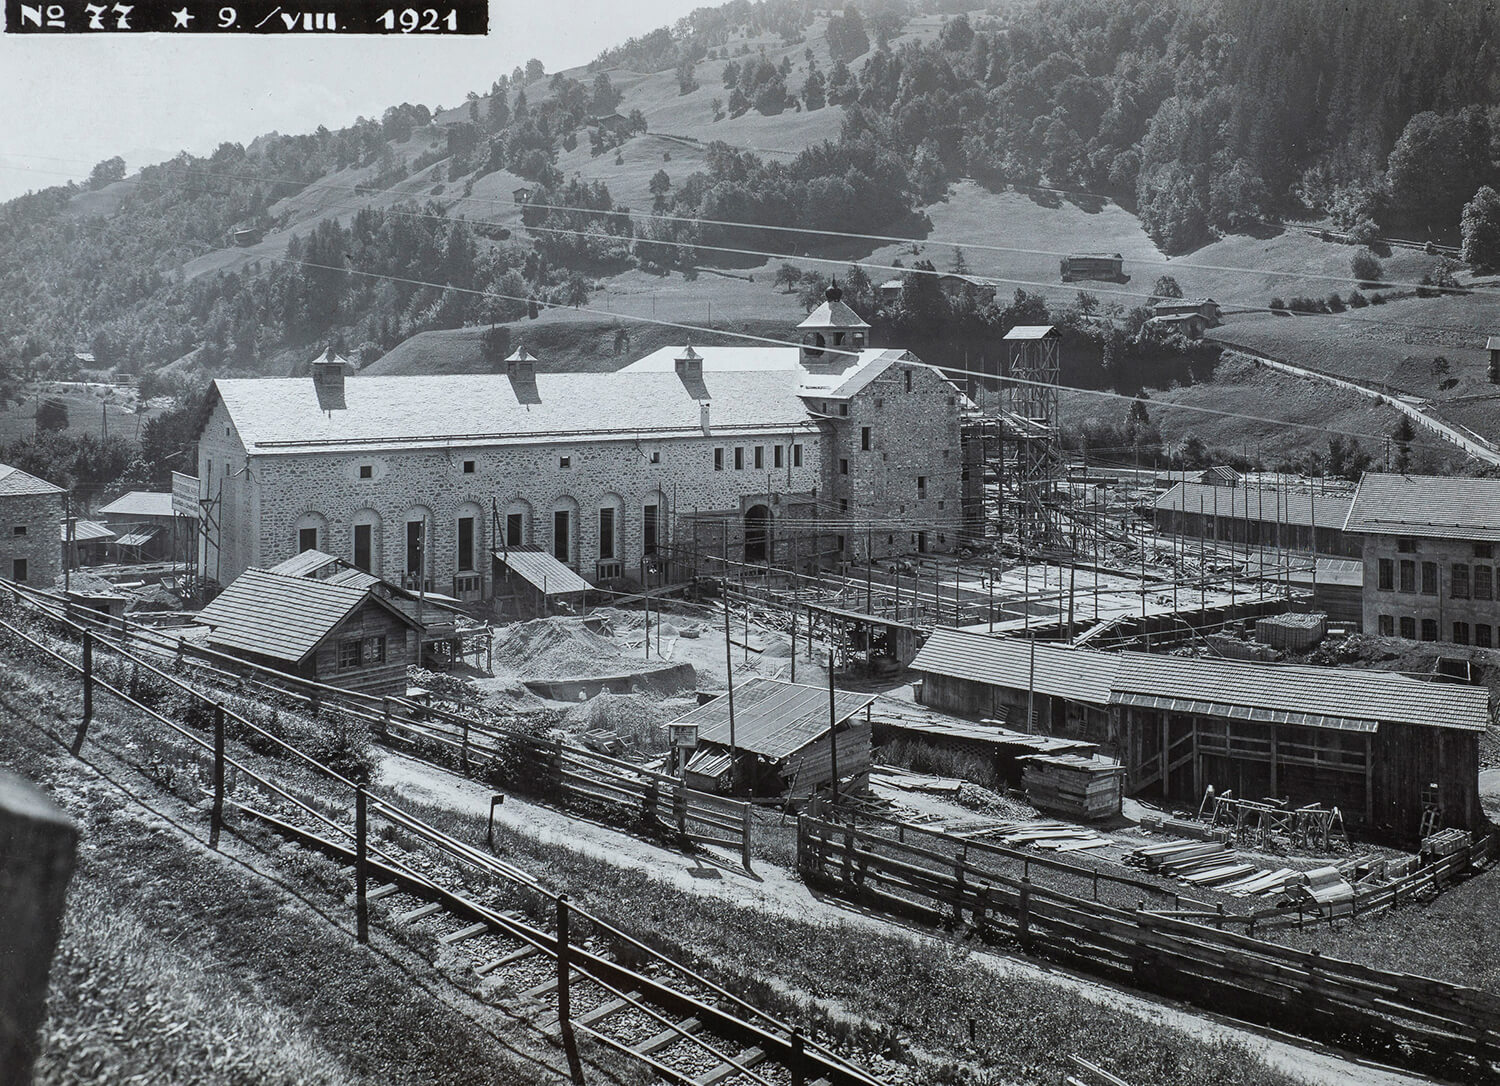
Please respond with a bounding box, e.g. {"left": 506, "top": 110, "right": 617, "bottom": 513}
{"left": 0, "top": 0, "right": 706, "bottom": 201}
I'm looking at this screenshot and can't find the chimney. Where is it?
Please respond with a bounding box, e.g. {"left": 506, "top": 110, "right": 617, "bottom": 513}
{"left": 700, "top": 401, "right": 711, "bottom": 436}
{"left": 505, "top": 345, "right": 537, "bottom": 382}
{"left": 675, "top": 344, "right": 703, "bottom": 380}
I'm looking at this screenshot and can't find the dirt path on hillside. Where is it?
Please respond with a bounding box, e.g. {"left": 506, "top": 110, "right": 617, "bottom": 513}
{"left": 376, "top": 751, "right": 1439, "bottom": 1086}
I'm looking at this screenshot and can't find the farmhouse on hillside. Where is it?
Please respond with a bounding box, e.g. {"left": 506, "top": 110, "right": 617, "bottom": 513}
{"left": 0, "top": 463, "right": 64, "bottom": 587}
{"left": 195, "top": 289, "right": 970, "bottom": 608}
{"left": 910, "top": 627, "right": 1487, "bottom": 843}
{"left": 194, "top": 566, "right": 422, "bottom": 695}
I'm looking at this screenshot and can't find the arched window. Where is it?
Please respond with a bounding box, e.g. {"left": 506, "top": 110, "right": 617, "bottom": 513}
{"left": 293, "top": 511, "right": 327, "bottom": 555}
{"left": 641, "top": 488, "right": 668, "bottom": 558}
{"left": 596, "top": 492, "right": 625, "bottom": 564}
{"left": 351, "top": 509, "right": 382, "bottom": 573}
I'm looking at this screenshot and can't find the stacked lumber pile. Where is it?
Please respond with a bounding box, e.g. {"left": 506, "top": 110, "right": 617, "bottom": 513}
{"left": 1021, "top": 754, "right": 1124, "bottom": 821}
{"left": 994, "top": 821, "right": 1113, "bottom": 852}
{"left": 1127, "top": 839, "right": 1305, "bottom": 896}
{"left": 1140, "top": 811, "right": 1231, "bottom": 842}
{"left": 1255, "top": 611, "right": 1327, "bottom": 651}
{"left": 1285, "top": 865, "right": 1354, "bottom": 910}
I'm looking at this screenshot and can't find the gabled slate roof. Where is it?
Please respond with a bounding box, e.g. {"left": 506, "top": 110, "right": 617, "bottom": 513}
{"left": 1155, "top": 481, "right": 1353, "bottom": 530}
{"left": 1344, "top": 472, "right": 1500, "bottom": 542}
{"left": 673, "top": 678, "right": 876, "bottom": 759}
{"left": 196, "top": 567, "right": 416, "bottom": 664}
{"left": 799, "top": 298, "right": 870, "bottom": 329}
{"left": 210, "top": 370, "right": 820, "bottom": 454}
{"left": 0, "top": 463, "right": 64, "bottom": 498}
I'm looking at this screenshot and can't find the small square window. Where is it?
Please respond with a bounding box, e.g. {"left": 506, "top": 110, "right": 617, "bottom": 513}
{"left": 559, "top": 456, "right": 571, "bottom": 468}
{"left": 463, "top": 460, "right": 476, "bottom": 473}
{"left": 650, "top": 451, "right": 660, "bottom": 464}
{"left": 874, "top": 397, "right": 883, "bottom": 408}
{"left": 1477, "top": 543, "right": 1495, "bottom": 558}
{"left": 1378, "top": 614, "right": 1394, "bottom": 636}
{"left": 1421, "top": 618, "right": 1438, "bottom": 642}
{"left": 338, "top": 640, "right": 361, "bottom": 669}
{"left": 364, "top": 636, "right": 386, "bottom": 664}
{"left": 11, "top": 525, "right": 24, "bottom": 536}
{"left": 359, "top": 464, "right": 373, "bottom": 479}
{"left": 1397, "top": 537, "right": 1417, "bottom": 553}
{"left": 1400, "top": 616, "right": 1416, "bottom": 639}
{"left": 839, "top": 403, "right": 849, "bottom": 417}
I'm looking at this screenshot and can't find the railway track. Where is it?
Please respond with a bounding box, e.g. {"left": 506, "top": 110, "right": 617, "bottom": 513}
{"left": 237, "top": 801, "right": 868, "bottom": 1086}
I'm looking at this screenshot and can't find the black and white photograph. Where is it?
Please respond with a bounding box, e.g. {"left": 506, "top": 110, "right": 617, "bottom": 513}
{"left": 2, "top": 2, "right": 1500, "bottom": 1084}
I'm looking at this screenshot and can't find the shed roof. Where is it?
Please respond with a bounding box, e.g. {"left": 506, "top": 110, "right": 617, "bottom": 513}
{"left": 62, "top": 519, "right": 113, "bottom": 543}
{"left": 98, "top": 491, "right": 178, "bottom": 519}
{"left": 1110, "top": 652, "right": 1489, "bottom": 733}
{"left": 212, "top": 370, "right": 820, "bottom": 453}
{"left": 268, "top": 549, "right": 341, "bottom": 578}
{"left": 1002, "top": 325, "right": 1059, "bottom": 341}
{"left": 1155, "top": 480, "right": 1353, "bottom": 530}
{"left": 675, "top": 678, "right": 876, "bottom": 759}
{"left": 495, "top": 547, "right": 591, "bottom": 596}
{"left": 910, "top": 627, "right": 1121, "bottom": 705}
{"left": 1343, "top": 472, "right": 1500, "bottom": 541}
{"left": 114, "top": 527, "right": 161, "bottom": 548}
{"left": 909, "top": 627, "right": 1490, "bottom": 733}
{"left": 196, "top": 567, "right": 415, "bottom": 664}
{"left": 0, "top": 463, "right": 64, "bottom": 498}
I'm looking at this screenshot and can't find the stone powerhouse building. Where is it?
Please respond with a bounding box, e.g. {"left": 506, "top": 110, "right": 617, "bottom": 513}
{"left": 195, "top": 291, "right": 968, "bottom": 602}
{"left": 0, "top": 463, "right": 64, "bottom": 587}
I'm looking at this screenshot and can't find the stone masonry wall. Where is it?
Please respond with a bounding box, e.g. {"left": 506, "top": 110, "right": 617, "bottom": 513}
{"left": 0, "top": 492, "right": 62, "bottom": 587}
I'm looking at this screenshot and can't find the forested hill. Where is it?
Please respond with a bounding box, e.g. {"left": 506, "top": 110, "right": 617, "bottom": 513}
{"left": 1, "top": 0, "right": 1497, "bottom": 388}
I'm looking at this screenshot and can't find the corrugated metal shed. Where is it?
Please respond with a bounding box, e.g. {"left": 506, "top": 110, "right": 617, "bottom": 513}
{"left": 495, "top": 548, "right": 591, "bottom": 595}
{"left": 196, "top": 568, "right": 414, "bottom": 664}
{"left": 98, "top": 491, "right": 177, "bottom": 518}
{"left": 1155, "top": 480, "right": 1352, "bottom": 529}
{"left": 674, "top": 678, "right": 876, "bottom": 759}
{"left": 910, "top": 628, "right": 1120, "bottom": 705}
{"left": 1343, "top": 472, "right": 1500, "bottom": 541}
{"left": 0, "top": 463, "right": 64, "bottom": 497}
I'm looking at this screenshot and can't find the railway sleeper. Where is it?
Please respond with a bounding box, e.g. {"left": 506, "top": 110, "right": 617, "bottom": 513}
{"left": 637, "top": 1016, "right": 704, "bottom": 1056}
{"left": 696, "top": 1046, "right": 767, "bottom": 1086}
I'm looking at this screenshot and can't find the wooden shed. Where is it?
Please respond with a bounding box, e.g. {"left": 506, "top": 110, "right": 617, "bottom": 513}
{"left": 194, "top": 567, "right": 422, "bottom": 695}
{"left": 1021, "top": 754, "right": 1124, "bottom": 820}
{"left": 910, "top": 627, "right": 1488, "bottom": 844}
{"left": 668, "top": 678, "right": 875, "bottom": 799}
{"left": 492, "top": 546, "right": 589, "bottom": 619}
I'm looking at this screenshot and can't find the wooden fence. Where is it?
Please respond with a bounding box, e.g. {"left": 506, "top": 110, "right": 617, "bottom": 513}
{"left": 3, "top": 585, "right": 756, "bottom": 870}
{"left": 799, "top": 816, "right": 1500, "bottom": 1080}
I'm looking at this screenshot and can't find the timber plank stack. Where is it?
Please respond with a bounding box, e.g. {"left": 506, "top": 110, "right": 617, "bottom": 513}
{"left": 1021, "top": 754, "right": 1124, "bottom": 821}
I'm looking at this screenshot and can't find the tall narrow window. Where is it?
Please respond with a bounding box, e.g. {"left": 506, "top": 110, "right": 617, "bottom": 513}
{"left": 1422, "top": 561, "right": 1438, "bottom": 595}
{"left": 1478, "top": 565, "right": 1493, "bottom": 601}
{"left": 1400, "top": 615, "right": 1416, "bottom": 639}
{"left": 714, "top": 448, "right": 724, "bottom": 471}
{"left": 734, "top": 447, "right": 744, "bottom": 470}
{"left": 299, "top": 526, "right": 318, "bottom": 553}
{"left": 754, "top": 446, "right": 764, "bottom": 469}
{"left": 506, "top": 513, "right": 524, "bottom": 547}
{"left": 553, "top": 510, "right": 571, "bottom": 563}
{"left": 1453, "top": 563, "right": 1471, "bottom": 599}
{"left": 643, "top": 504, "right": 659, "bottom": 556}
{"left": 1399, "top": 559, "right": 1415, "bottom": 593}
{"left": 457, "top": 516, "right": 475, "bottom": 571}
{"left": 792, "top": 444, "right": 802, "bottom": 468}
{"left": 1378, "top": 558, "right": 1393, "bottom": 591}
{"left": 598, "top": 507, "right": 616, "bottom": 561}
{"left": 774, "top": 445, "right": 783, "bottom": 468}
{"left": 406, "top": 520, "right": 423, "bottom": 576}
{"left": 11, "top": 558, "right": 25, "bottom": 583}
{"left": 353, "top": 524, "right": 372, "bottom": 571}
{"left": 861, "top": 426, "right": 871, "bottom": 451}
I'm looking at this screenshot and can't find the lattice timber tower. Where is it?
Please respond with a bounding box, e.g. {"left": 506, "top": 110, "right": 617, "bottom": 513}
{"left": 1003, "top": 325, "right": 1062, "bottom": 545}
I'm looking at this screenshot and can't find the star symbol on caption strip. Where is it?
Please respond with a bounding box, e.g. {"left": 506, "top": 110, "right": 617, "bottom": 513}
{"left": 172, "top": 6, "right": 193, "bottom": 25}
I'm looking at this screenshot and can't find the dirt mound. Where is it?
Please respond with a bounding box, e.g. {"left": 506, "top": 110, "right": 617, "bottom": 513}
{"left": 478, "top": 679, "right": 549, "bottom": 713}
{"left": 490, "top": 617, "right": 624, "bottom": 679}
{"left": 126, "top": 584, "right": 184, "bottom": 612}
{"left": 564, "top": 689, "right": 679, "bottom": 752}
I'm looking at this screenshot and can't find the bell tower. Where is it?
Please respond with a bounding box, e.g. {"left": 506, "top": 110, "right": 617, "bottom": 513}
{"left": 797, "top": 280, "right": 870, "bottom": 366}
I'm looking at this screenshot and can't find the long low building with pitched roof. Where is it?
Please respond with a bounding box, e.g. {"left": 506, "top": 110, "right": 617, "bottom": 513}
{"left": 910, "top": 627, "right": 1488, "bottom": 842}
{"left": 195, "top": 289, "right": 969, "bottom": 602}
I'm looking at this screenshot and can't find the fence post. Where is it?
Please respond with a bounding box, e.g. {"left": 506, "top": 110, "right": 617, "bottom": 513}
{"left": 209, "top": 705, "right": 225, "bottom": 849}
{"left": 355, "top": 787, "right": 369, "bottom": 944}
{"left": 1018, "top": 877, "right": 1032, "bottom": 951}
{"left": 70, "top": 632, "right": 93, "bottom": 756}
{"left": 381, "top": 697, "right": 392, "bottom": 738}
{"left": 789, "top": 1031, "right": 805, "bottom": 1086}
{"left": 953, "top": 845, "right": 967, "bottom": 924}
{"left": 556, "top": 895, "right": 586, "bottom": 1085}
{"left": 740, "top": 803, "right": 753, "bottom": 873}
{"left": 673, "top": 783, "right": 687, "bottom": 840}
{"left": 975, "top": 886, "right": 990, "bottom": 935}
{"left": 1092, "top": 869, "right": 1100, "bottom": 902}
{"left": 841, "top": 825, "right": 854, "bottom": 888}
{"left": 461, "top": 717, "right": 471, "bottom": 774}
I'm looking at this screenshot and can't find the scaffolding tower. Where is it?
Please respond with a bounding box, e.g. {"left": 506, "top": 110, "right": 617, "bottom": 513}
{"left": 1003, "top": 325, "right": 1062, "bottom": 546}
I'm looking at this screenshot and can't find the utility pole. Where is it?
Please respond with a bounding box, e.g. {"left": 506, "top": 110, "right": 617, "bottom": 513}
{"left": 827, "top": 651, "right": 839, "bottom": 802}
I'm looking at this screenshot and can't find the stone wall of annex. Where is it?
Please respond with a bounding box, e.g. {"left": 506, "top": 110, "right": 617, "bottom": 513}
{"left": 0, "top": 491, "right": 62, "bottom": 587}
